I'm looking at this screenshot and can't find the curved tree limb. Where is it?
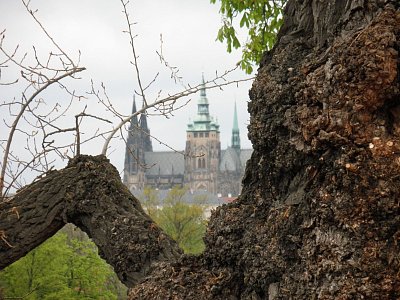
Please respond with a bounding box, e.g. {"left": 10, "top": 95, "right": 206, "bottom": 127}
{"left": 0, "top": 155, "right": 181, "bottom": 287}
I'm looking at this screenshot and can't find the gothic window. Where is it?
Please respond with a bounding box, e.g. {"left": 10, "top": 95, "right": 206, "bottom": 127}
{"left": 197, "top": 157, "right": 206, "bottom": 169}
{"left": 194, "top": 132, "right": 198, "bottom": 138}
{"left": 200, "top": 132, "right": 204, "bottom": 138}
{"left": 205, "top": 132, "right": 209, "bottom": 137}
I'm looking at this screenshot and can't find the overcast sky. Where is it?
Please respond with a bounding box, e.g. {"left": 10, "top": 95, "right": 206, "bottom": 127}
{"left": 1, "top": 0, "right": 254, "bottom": 177}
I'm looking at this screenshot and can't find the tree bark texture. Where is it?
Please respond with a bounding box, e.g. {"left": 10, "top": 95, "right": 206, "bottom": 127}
{"left": 129, "top": 0, "right": 400, "bottom": 299}
{"left": 1, "top": 0, "right": 399, "bottom": 299}
{"left": 0, "top": 155, "right": 181, "bottom": 287}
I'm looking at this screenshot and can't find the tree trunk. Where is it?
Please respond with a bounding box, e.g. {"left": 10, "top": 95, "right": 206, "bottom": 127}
{"left": 1, "top": 0, "right": 399, "bottom": 299}
{"left": 129, "top": 0, "right": 400, "bottom": 299}
{"left": 0, "top": 155, "right": 181, "bottom": 287}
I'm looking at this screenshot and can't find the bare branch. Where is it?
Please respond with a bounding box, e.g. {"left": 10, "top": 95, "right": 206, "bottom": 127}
{"left": 156, "top": 34, "right": 183, "bottom": 85}
{"left": 120, "top": 0, "right": 148, "bottom": 107}
{"left": 0, "top": 67, "right": 85, "bottom": 196}
{"left": 101, "top": 73, "right": 254, "bottom": 155}
{"left": 75, "top": 109, "right": 113, "bottom": 156}
{"left": 21, "top": 0, "right": 76, "bottom": 68}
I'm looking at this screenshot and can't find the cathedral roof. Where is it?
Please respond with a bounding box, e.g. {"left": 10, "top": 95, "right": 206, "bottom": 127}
{"left": 220, "top": 147, "right": 241, "bottom": 172}
{"left": 144, "top": 151, "right": 185, "bottom": 176}
{"left": 219, "top": 148, "right": 253, "bottom": 172}
{"left": 239, "top": 149, "right": 252, "bottom": 168}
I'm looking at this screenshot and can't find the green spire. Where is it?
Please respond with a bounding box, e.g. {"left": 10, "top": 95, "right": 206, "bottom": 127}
{"left": 200, "top": 73, "right": 206, "bottom": 98}
{"left": 233, "top": 101, "right": 239, "bottom": 132}
{"left": 231, "top": 101, "right": 240, "bottom": 150}
{"left": 198, "top": 73, "right": 209, "bottom": 114}
{"left": 186, "top": 74, "right": 219, "bottom": 132}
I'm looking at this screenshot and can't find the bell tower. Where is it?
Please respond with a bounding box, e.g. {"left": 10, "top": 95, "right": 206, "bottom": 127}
{"left": 185, "top": 75, "right": 221, "bottom": 193}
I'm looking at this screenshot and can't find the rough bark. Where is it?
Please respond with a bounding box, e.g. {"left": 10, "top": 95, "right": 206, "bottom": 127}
{"left": 1, "top": 0, "right": 399, "bottom": 299}
{"left": 0, "top": 155, "right": 181, "bottom": 287}
{"left": 129, "top": 0, "right": 400, "bottom": 299}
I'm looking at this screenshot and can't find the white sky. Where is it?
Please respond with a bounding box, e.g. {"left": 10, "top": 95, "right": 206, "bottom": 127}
{"left": 0, "top": 0, "right": 254, "bottom": 178}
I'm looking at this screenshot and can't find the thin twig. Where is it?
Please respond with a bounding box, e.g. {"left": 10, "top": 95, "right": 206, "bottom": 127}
{"left": 0, "top": 67, "right": 85, "bottom": 196}
{"left": 22, "top": 0, "right": 75, "bottom": 67}
{"left": 120, "top": 0, "right": 148, "bottom": 107}
{"left": 101, "top": 75, "right": 254, "bottom": 155}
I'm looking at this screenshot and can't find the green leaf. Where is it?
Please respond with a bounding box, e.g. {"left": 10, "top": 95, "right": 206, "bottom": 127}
{"left": 211, "top": 0, "right": 288, "bottom": 73}
{"left": 239, "top": 13, "right": 247, "bottom": 27}
{"left": 232, "top": 36, "right": 241, "bottom": 49}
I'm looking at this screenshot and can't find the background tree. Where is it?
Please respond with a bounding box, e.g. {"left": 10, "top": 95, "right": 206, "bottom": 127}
{"left": 138, "top": 186, "right": 207, "bottom": 255}
{"left": 0, "top": 225, "right": 126, "bottom": 299}
{"left": 211, "top": 0, "right": 287, "bottom": 73}
{"left": 139, "top": 186, "right": 160, "bottom": 217}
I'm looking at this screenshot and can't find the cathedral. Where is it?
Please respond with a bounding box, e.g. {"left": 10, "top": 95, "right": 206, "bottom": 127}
{"left": 123, "top": 78, "right": 252, "bottom": 197}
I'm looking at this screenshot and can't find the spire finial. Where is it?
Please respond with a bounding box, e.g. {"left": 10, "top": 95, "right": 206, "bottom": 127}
{"left": 140, "top": 101, "right": 148, "bottom": 130}
{"left": 233, "top": 101, "right": 239, "bottom": 131}
{"left": 129, "top": 95, "right": 139, "bottom": 127}
{"left": 200, "top": 73, "right": 206, "bottom": 97}
{"left": 132, "top": 94, "right": 137, "bottom": 114}
{"left": 139, "top": 99, "right": 153, "bottom": 152}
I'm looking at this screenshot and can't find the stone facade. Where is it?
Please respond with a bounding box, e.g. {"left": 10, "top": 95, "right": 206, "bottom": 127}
{"left": 123, "top": 78, "right": 252, "bottom": 197}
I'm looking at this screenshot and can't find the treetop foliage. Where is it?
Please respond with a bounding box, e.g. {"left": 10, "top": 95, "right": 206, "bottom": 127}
{"left": 138, "top": 186, "right": 207, "bottom": 255}
{"left": 211, "top": 0, "right": 287, "bottom": 73}
{"left": 0, "top": 226, "right": 126, "bottom": 299}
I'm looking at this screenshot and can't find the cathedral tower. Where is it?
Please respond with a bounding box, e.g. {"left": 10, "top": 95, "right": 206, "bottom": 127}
{"left": 139, "top": 103, "right": 153, "bottom": 152}
{"left": 185, "top": 76, "right": 221, "bottom": 193}
{"left": 123, "top": 97, "right": 153, "bottom": 191}
{"left": 124, "top": 97, "right": 139, "bottom": 181}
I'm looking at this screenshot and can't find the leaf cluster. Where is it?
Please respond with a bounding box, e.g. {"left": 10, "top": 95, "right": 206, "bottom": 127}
{"left": 211, "top": 0, "right": 287, "bottom": 73}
